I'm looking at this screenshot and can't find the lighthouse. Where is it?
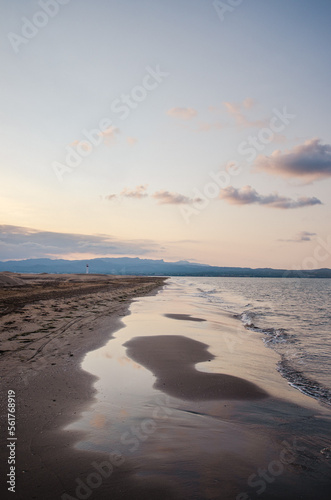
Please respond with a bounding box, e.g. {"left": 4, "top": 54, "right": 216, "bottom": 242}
{"left": 86, "top": 264, "right": 89, "bottom": 274}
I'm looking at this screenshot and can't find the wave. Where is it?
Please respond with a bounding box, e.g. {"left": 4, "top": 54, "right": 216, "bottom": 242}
{"left": 278, "top": 357, "right": 331, "bottom": 406}
{"left": 196, "top": 287, "right": 218, "bottom": 295}
{"left": 239, "top": 311, "right": 256, "bottom": 328}
{"left": 235, "top": 310, "right": 330, "bottom": 404}
{"left": 235, "top": 311, "right": 295, "bottom": 344}
{"left": 181, "top": 278, "right": 331, "bottom": 407}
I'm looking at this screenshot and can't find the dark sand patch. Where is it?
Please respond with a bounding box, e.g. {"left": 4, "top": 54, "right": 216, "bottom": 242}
{"left": 164, "top": 313, "right": 206, "bottom": 322}
{"left": 124, "top": 335, "right": 268, "bottom": 401}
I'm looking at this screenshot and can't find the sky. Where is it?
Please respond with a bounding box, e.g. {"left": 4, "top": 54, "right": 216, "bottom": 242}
{"left": 1, "top": 0, "right": 331, "bottom": 269}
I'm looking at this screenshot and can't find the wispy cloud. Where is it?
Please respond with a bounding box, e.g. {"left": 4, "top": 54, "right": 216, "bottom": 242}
{"left": 196, "top": 121, "right": 224, "bottom": 132}
{"left": 105, "top": 186, "right": 202, "bottom": 205}
{"left": 223, "top": 98, "right": 267, "bottom": 128}
{"left": 167, "top": 107, "right": 197, "bottom": 120}
{"left": 254, "top": 138, "right": 331, "bottom": 183}
{"left": 105, "top": 194, "right": 117, "bottom": 201}
{"left": 127, "top": 136, "right": 138, "bottom": 146}
{"left": 153, "top": 191, "right": 202, "bottom": 205}
{"left": 99, "top": 126, "right": 120, "bottom": 145}
{"left": 219, "top": 185, "right": 322, "bottom": 209}
{"left": 279, "top": 231, "right": 317, "bottom": 243}
{"left": 272, "top": 134, "right": 287, "bottom": 144}
{"left": 0, "top": 225, "right": 161, "bottom": 260}
{"left": 70, "top": 140, "right": 92, "bottom": 152}
{"left": 120, "top": 185, "right": 148, "bottom": 199}
{"left": 70, "top": 127, "right": 120, "bottom": 150}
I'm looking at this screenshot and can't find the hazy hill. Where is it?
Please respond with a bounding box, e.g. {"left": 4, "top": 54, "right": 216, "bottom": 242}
{"left": 0, "top": 257, "right": 330, "bottom": 278}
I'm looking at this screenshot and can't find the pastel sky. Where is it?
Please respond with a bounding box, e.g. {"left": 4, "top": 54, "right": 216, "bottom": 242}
{"left": 1, "top": 0, "right": 331, "bottom": 269}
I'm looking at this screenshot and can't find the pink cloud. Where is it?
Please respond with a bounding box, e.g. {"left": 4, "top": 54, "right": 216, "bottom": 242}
{"left": 127, "top": 137, "right": 138, "bottom": 146}
{"left": 219, "top": 185, "right": 322, "bottom": 209}
{"left": 254, "top": 138, "right": 331, "bottom": 183}
{"left": 152, "top": 190, "right": 202, "bottom": 205}
{"left": 167, "top": 107, "right": 198, "bottom": 120}
{"left": 223, "top": 99, "right": 267, "bottom": 128}
{"left": 120, "top": 185, "right": 148, "bottom": 199}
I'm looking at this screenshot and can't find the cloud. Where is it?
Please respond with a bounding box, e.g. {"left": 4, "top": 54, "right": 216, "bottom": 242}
{"left": 120, "top": 185, "right": 148, "bottom": 199}
{"left": 70, "top": 127, "right": 120, "bottom": 150}
{"left": 152, "top": 190, "right": 202, "bottom": 205}
{"left": 167, "top": 107, "right": 197, "bottom": 120}
{"left": 297, "top": 231, "right": 316, "bottom": 241}
{"left": 99, "top": 126, "right": 119, "bottom": 138}
{"left": 99, "top": 126, "right": 120, "bottom": 145}
{"left": 70, "top": 140, "right": 92, "bottom": 152}
{"left": 196, "top": 122, "right": 224, "bottom": 132}
{"left": 279, "top": 231, "right": 317, "bottom": 243}
{"left": 105, "top": 194, "right": 117, "bottom": 201}
{"left": 219, "top": 185, "right": 322, "bottom": 209}
{"left": 104, "top": 186, "right": 202, "bottom": 206}
{"left": 104, "top": 186, "right": 148, "bottom": 201}
{"left": 271, "top": 134, "right": 287, "bottom": 144}
{"left": 242, "top": 97, "right": 255, "bottom": 109}
{"left": 254, "top": 138, "right": 331, "bottom": 183}
{"left": 127, "top": 137, "right": 138, "bottom": 146}
{"left": 223, "top": 99, "right": 267, "bottom": 128}
{"left": 0, "top": 225, "right": 160, "bottom": 260}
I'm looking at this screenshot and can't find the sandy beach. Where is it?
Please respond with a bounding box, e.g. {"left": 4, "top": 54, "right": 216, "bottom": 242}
{"left": 0, "top": 274, "right": 330, "bottom": 500}
{"left": 0, "top": 273, "right": 170, "bottom": 499}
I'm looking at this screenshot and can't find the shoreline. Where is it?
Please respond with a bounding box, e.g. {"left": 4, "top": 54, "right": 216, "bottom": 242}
{"left": 1, "top": 274, "right": 330, "bottom": 499}
{"left": 0, "top": 274, "right": 171, "bottom": 500}
{"left": 66, "top": 278, "right": 331, "bottom": 500}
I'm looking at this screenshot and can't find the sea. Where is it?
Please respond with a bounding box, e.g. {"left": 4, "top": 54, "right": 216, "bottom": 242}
{"left": 180, "top": 276, "right": 331, "bottom": 406}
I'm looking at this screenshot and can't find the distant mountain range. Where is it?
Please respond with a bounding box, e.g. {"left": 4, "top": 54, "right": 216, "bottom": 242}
{"left": 0, "top": 257, "right": 330, "bottom": 278}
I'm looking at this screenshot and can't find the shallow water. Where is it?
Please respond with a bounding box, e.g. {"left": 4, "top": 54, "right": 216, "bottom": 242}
{"left": 66, "top": 278, "right": 331, "bottom": 499}
{"left": 182, "top": 277, "right": 331, "bottom": 405}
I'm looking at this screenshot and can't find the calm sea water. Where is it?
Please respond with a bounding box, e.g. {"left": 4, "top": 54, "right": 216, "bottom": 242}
{"left": 178, "top": 276, "right": 331, "bottom": 405}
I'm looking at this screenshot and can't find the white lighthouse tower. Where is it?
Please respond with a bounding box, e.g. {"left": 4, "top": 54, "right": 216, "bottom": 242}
{"left": 86, "top": 264, "right": 89, "bottom": 274}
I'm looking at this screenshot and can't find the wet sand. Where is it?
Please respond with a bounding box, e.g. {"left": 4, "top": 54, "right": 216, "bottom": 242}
{"left": 164, "top": 313, "right": 206, "bottom": 322}
{"left": 124, "top": 335, "right": 267, "bottom": 400}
